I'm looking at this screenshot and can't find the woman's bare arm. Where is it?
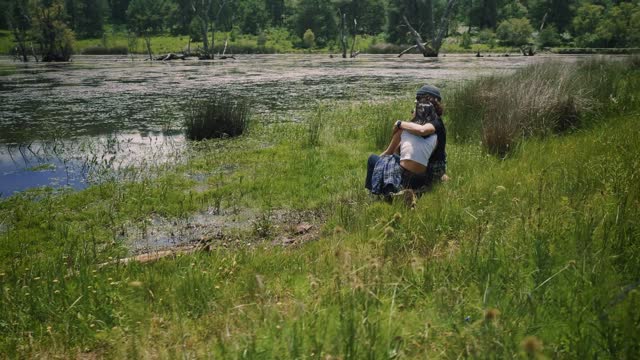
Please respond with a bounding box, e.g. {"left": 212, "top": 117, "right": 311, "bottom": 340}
{"left": 398, "top": 121, "right": 436, "bottom": 137}
{"left": 381, "top": 128, "right": 402, "bottom": 156}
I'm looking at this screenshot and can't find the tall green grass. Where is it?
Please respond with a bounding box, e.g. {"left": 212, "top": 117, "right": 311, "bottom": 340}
{"left": 446, "top": 57, "right": 640, "bottom": 156}
{"left": 1, "top": 59, "right": 639, "bottom": 358}
{"left": 184, "top": 95, "right": 251, "bottom": 141}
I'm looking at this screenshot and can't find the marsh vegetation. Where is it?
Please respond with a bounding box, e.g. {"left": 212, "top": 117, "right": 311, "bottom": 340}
{"left": 0, "top": 57, "right": 639, "bottom": 358}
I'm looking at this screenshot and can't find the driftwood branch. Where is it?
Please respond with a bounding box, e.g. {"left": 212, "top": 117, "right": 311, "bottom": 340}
{"left": 398, "top": 44, "right": 418, "bottom": 57}
{"left": 156, "top": 53, "right": 186, "bottom": 61}
{"left": 98, "top": 241, "right": 213, "bottom": 268}
{"left": 397, "top": 42, "right": 436, "bottom": 58}
{"left": 403, "top": 15, "right": 429, "bottom": 56}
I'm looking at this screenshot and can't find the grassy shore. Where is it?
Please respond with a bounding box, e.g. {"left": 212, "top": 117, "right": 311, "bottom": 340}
{"left": 0, "top": 29, "right": 520, "bottom": 56}
{"left": 1, "top": 60, "right": 640, "bottom": 358}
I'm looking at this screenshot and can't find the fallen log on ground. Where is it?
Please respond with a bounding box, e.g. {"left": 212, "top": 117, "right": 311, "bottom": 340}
{"left": 97, "top": 242, "right": 210, "bottom": 268}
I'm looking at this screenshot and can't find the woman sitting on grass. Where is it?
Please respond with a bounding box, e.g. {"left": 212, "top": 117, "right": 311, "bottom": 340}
{"left": 365, "top": 85, "right": 448, "bottom": 199}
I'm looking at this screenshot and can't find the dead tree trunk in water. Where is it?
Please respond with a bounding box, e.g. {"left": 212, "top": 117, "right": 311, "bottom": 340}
{"left": 144, "top": 35, "right": 153, "bottom": 61}
{"left": 193, "top": 0, "right": 227, "bottom": 60}
{"left": 340, "top": 12, "right": 347, "bottom": 58}
{"left": 402, "top": 15, "right": 436, "bottom": 57}
{"left": 350, "top": 18, "right": 358, "bottom": 58}
{"left": 399, "top": 0, "right": 457, "bottom": 58}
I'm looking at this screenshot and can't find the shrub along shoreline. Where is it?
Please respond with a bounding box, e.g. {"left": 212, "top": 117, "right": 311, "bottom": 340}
{"left": 0, "top": 59, "right": 639, "bottom": 358}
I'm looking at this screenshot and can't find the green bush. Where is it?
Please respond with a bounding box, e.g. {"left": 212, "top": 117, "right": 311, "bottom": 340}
{"left": 184, "top": 95, "right": 251, "bottom": 141}
{"left": 538, "top": 25, "right": 561, "bottom": 47}
{"left": 31, "top": 0, "right": 75, "bottom": 61}
{"left": 460, "top": 32, "right": 472, "bottom": 49}
{"left": 257, "top": 32, "right": 267, "bottom": 47}
{"left": 477, "top": 29, "right": 497, "bottom": 48}
{"left": 496, "top": 17, "right": 533, "bottom": 46}
{"left": 303, "top": 29, "right": 315, "bottom": 49}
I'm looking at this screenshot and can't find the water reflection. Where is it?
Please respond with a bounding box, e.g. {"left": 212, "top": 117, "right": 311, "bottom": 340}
{"left": 0, "top": 132, "right": 185, "bottom": 197}
{"left": 0, "top": 53, "right": 583, "bottom": 196}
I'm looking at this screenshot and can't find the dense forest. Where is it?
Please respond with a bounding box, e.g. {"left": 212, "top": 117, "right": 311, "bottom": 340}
{"left": 2, "top": 0, "right": 640, "bottom": 60}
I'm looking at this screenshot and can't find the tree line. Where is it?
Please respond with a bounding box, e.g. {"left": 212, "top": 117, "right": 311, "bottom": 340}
{"left": 2, "top": 0, "right": 640, "bottom": 61}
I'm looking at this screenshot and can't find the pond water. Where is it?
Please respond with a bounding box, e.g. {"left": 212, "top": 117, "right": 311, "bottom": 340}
{"left": 0, "top": 53, "right": 584, "bottom": 197}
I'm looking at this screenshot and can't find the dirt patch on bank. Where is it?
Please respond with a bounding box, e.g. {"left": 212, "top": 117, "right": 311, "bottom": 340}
{"left": 109, "top": 207, "right": 324, "bottom": 266}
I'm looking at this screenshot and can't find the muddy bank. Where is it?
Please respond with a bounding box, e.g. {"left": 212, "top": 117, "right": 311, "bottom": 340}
{"left": 119, "top": 206, "right": 324, "bottom": 259}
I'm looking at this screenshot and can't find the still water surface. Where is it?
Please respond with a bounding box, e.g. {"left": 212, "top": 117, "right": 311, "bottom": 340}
{"left": 0, "top": 54, "right": 582, "bottom": 197}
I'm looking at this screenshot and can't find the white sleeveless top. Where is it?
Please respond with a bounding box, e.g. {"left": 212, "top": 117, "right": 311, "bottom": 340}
{"left": 400, "top": 132, "right": 437, "bottom": 167}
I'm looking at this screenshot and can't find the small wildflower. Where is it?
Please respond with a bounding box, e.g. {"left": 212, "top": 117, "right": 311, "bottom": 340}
{"left": 25, "top": 292, "right": 30, "bottom": 296}
{"left": 276, "top": 325, "right": 281, "bottom": 330}
{"left": 464, "top": 316, "right": 471, "bottom": 322}
{"left": 214, "top": 285, "right": 220, "bottom": 289}
{"left": 89, "top": 324, "right": 95, "bottom": 328}
{"left": 521, "top": 335, "right": 543, "bottom": 356}
{"left": 484, "top": 308, "right": 500, "bottom": 322}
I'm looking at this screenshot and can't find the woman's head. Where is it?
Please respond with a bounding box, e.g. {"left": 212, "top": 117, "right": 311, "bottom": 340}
{"left": 416, "top": 85, "right": 441, "bottom": 102}
{"left": 415, "top": 85, "right": 443, "bottom": 117}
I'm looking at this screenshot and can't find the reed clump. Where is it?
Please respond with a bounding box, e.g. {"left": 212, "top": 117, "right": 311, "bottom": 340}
{"left": 446, "top": 59, "right": 640, "bottom": 156}
{"left": 184, "top": 95, "right": 251, "bottom": 141}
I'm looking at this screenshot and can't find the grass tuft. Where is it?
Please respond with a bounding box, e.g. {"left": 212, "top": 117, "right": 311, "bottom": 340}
{"left": 184, "top": 95, "right": 251, "bottom": 141}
